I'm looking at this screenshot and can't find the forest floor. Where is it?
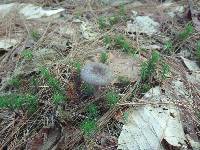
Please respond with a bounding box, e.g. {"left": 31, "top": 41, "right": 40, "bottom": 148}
{"left": 0, "top": 0, "right": 200, "bottom": 149}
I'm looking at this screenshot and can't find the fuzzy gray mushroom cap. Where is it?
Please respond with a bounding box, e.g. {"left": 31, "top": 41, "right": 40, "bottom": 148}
{"left": 80, "top": 62, "right": 113, "bottom": 86}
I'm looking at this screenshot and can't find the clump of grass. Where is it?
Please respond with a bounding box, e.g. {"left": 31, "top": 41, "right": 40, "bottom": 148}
{"left": 103, "top": 34, "right": 135, "bottom": 55}
{"left": 108, "top": 15, "right": 120, "bottom": 26}
{"left": 114, "top": 35, "right": 135, "bottom": 54}
{"left": 80, "top": 118, "right": 96, "bottom": 136}
{"left": 196, "top": 41, "right": 200, "bottom": 61}
{"left": 30, "top": 76, "right": 38, "bottom": 87}
{"left": 30, "top": 29, "right": 40, "bottom": 41}
{"left": 161, "top": 63, "right": 170, "bottom": 80}
{"left": 40, "top": 67, "right": 51, "bottom": 78}
{"left": 140, "top": 51, "right": 160, "bottom": 81}
{"left": 47, "top": 76, "right": 61, "bottom": 90}
{"left": 163, "top": 40, "right": 173, "bottom": 55}
{"left": 24, "top": 94, "right": 38, "bottom": 113}
{"left": 119, "top": 4, "right": 126, "bottom": 17}
{"left": 81, "top": 83, "right": 95, "bottom": 96}
{"left": 179, "top": 22, "right": 194, "bottom": 40}
{"left": 53, "top": 91, "right": 65, "bottom": 105}
{"left": 100, "top": 52, "right": 108, "bottom": 63}
{"left": 123, "top": 111, "right": 129, "bottom": 123}
{"left": 39, "top": 67, "right": 61, "bottom": 90}
{"left": 81, "top": 103, "right": 99, "bottom": 136}
{"left": 0, "top": 94, "right": 22, "bottom": 109}
{"left": 2, "top": 66, "right": 67, "bottom": 112}
{"left": 98, "top": 17, "right": 109, "bottom": 30}
{"left": 0, "top": 93, "right": 37, "bottom": 112}
{"left": 105, "top": 90, "right": 120, "bottom": 107}
{"left": 73, "top": 61, "right": 82, "bottom": 74}
{"left": 139, "top": 83, "right": 152, "bottom": 94}
{"left": 86, "top": 103, "right": 98, "bottom": 119}
{"left": 8, "top": 75, "right": 21, "bottom": 87}
{"left": 74, "top": 11, "right": 82, "bottom": 19}
{"left": 118, "top": 76, "right": 130, "bottom": 86}
{"left": 39, "top": 66, "right": 65, "bottom": 105}
{"left": 138, "top": 51, "right": 170, "bottom": 96}
{"left": 98, "top": 5, "right": 127, "bottom": 30}
{"left": 103, "top": 35, "right": 112, "bottom": 48}
{"left": 21, "top": 49, "right": 33, "bottom": 60}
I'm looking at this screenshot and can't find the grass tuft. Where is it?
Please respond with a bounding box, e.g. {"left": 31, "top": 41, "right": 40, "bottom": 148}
{"left": 114, "top": 35, "right": 135, "bottom": 54}
{"left": 73, "top": 61, "right": 82, "bottom": 74}
{"left": 118, "top": 76, "right": 130, "bottom": 86}
{"left": 98, "top": 5, "right": 127, "bottom": 30}
{"left": 81, "top": 83, "right": 95, "bottom": 96}
{"left": 30, "top": 29, "right": 40, "bottom": 41}
{"left": 103, "top": 35, "right": 112, "bottom": 48}
{"left": 196, "top": 41, "right": 200, "bottom": 61}
{"left": 163, "top": 40, "right": 173, "bottom": 55}
{"left": 179, "top": 22, "right": 194, "bottom": 40}
{"left": 8, "top": 75, "right": 21, "bottom": 87}
{"left": 86, "top": 103, "right": 99, "bottom": 119}
{"left": 80, "top": 118, "right": 96, "bottom": 136}
{"left": 139, "top": 83, "right": 152, "bottom": 94}
{"left": 100, "top": 52, "right": 108, "bottom": 63}
{"left": 161, "top": 63, "right": 170, "bottom": 80}
{"left": 105, "top": 90, "right": 120, "bottom": 107}
{"left": 108, "top": 15, "right": 120, "bottom": 26}
{"left": 21, "top": 49, "right": 33, "bottom": 60}
{"left": 39, "top": 67, "right": 61, "bottom": 90}
{"left": 119, "top": 4, "right": 126, "bottom": 17}
{"left": 0, "top": 93, "right": 37, "bottom": 112}
{"left": 98, "top": 17, "right": 108, "bottom": 30}
{"left": 40, "top": 67, "right": 51, "bottom": 78}
{"left": 140, "top": 51, "right": 160, "bottom": 81}
{"left": 53, "top": 91, "right": 65, "bottom": 105}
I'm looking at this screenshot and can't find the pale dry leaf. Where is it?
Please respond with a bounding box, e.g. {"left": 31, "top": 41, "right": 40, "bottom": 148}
{"left": 0, "top": 3, "right": 64, "bottom": 20}
{"left": 118, "top": 86, "right": 189, "bottom": 150}
{"left": 80, "top": 21, "right": 98, "bottom": 40}
{"left": 19, "top": 3, "right": 65, "bottom": 19}
{"left": 0, "top": 39, "right": 18, "bottom": 50}
{"left": 126, "top": 16, "right": 160, "bottom": 36}
{"left": 26, "top": 127, "right": 61, "bottom": 150}
{"left": 118, "top": 104, "right": 187, "bottom": 150}
{"left": 180, "top": 57, "right": 200, "bottom": 86}
{"left": 109, "top": 51, "right": 141, "bottom": 81}
{"left": 180, "top": 57, "right": 199, "bottom": 72}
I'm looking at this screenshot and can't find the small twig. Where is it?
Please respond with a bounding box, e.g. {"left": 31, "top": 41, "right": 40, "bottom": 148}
{"left": 118, "top": 101, "right": 170, "bottom": 106}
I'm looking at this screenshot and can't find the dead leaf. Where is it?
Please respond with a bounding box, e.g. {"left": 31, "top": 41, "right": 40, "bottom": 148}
{"left": 0, "top": 3, "right": 65, "bottom": 20}
{"left": 114, "top": 110, "right": 124, "bottom": 122}
{"left": 109, "top": 51, "right": 141, "bottom": 81}
{"left": 186, "top": 134, "right": 200, "bottom": 150}
{"left": 66, "top": 82, "right": 78, "bottom": 102}
{"left": 26, "top": 126, "right": 61, "bottom": 150}
{"left": 180, "top": 57, "right": 200, "bottom": 85}
{"left": 118, "top": 104, "right": 188, "bottom": 150}
{"left": 80, "top": 21, "right": 98, "bottom": 40}
{"left": 126, "top": 16, "right": 160, "bottom": 36}
{"left": 0, "top": 39, "right": 18, "bottom": 49}
{"left": 118, "top": 86, "right": 195, "bottom": 150}
{"left": 180, "top": 56, "right": 199, "bottom": 72}
{"left": 95, "top": 132, "right": 118, "bottom": 149}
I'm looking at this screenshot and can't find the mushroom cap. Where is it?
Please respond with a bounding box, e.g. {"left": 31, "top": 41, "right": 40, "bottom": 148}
{"left": 80, "top": 62, "right": 113, "bottom": 86}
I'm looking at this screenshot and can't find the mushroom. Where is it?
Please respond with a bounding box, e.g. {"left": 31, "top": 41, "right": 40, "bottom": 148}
{"left": 80, "top": 62, "right": 113, "bottom": 86}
